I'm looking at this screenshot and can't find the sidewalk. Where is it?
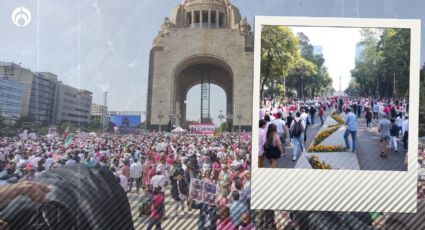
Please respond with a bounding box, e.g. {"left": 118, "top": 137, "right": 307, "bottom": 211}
{"left": 356, "top": 116, "right": 407, "bottom": 171}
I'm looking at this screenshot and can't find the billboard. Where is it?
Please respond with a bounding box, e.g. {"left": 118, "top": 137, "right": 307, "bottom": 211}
{"left": 188, "top": 123, "right": 215, "bottom": 135}
{"left": 109, "top": 115, "right": 141, "bottom": 134}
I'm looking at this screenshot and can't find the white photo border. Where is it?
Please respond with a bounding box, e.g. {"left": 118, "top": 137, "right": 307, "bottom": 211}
{"left": 251, "top": 16, "right": 421, "bottom": 213}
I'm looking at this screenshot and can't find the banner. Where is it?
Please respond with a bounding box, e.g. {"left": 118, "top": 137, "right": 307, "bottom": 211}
{"left": 188, "top": 123, "right": 215, "bottom": 135}
{"left": 188, "top": 178, "right": 217, "bottom": 205}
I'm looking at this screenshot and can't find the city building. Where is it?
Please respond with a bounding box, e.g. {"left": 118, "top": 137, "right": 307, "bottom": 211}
{"left": 146, "top": 0, "right": 253, "bottom": 131}
{"left": 355, "top": 42, "right": 365, "bottom": 64}
{"left": 0, "top": 76, "right": 24, "bottom": 120}
{"left": 0, "top": 62, "right": 94, "bottom": 126}
{"left": 28, "top": 72, "right": 57, "bottom": 125}
{"left": 54, "top": 82, "right": 92, "bottom": 125}
{"left": 91, "top": 103, "right": 108, "bottom": 125}
{"left": 313, "top": 45, "right": 323, "bottom": 56}
{"left": 0, "top": 62, "right": 35, "bottom": 117}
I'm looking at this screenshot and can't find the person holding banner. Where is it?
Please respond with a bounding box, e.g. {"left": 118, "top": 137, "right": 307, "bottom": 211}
{"left": 171, "top": 170, "right": 189, "bottom": 218}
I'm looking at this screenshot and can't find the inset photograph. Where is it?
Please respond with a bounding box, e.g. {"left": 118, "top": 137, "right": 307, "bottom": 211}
{"left": 251, "top": 16, "right": 420, "bottom": 212}
{"left": 257, "top": 25, "right": 410, "bottom": 171}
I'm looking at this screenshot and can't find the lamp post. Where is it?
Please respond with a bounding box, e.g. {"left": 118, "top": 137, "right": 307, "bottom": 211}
{"left": 218, "top": 110, "right": 224, "bottom": 134}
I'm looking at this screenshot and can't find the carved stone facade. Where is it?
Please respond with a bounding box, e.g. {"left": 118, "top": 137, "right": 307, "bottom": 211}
{"left": 146, "top": 0, "right": 253, "bottom": 131}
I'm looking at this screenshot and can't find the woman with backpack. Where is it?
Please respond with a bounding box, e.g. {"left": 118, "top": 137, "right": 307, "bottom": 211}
{"left": 264, "top": 123, "right": 283, "bottom": 168}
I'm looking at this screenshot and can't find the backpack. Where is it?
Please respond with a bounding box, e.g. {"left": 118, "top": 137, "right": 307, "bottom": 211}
{"left": 292, "top": 120, "right": 304, "bottom": 137}
{"left": 390, "top": 123, "right": 399, "bottom": 136}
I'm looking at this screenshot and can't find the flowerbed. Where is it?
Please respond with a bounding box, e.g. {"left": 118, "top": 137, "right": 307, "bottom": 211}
{"left": 330, "top": 114, "right": 345, "bottom": 125}
{"left": 308, "top": 145, "right": 346, "bottom": 153}
{"left": 307, "top": 155, "right": 331, "bottom": 169}
{"left": 326, "top": 124, "right": 341, "bottom": 128}
{"left": 313, "top": 126, "right": 341, "bottom": 146}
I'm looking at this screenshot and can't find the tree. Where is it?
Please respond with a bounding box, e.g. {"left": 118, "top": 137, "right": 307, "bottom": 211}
{"left": 419, "top": 63, "right": 425, "bottom": 136}
{"left": 261, "top": 25, "right": 299, "bottom": 101}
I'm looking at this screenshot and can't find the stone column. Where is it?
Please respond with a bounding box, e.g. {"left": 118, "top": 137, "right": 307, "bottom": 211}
{"left": 208, "top": 10, "right": 211, "bottom": 28}
{"left": 216, "top": 10, "right": 219, "bottom": 28}
{"left": 200, "top": 10, "right": 203, "bottom": 28}
{"left": 191, "top": 10, "right": 195, "bottom": 28}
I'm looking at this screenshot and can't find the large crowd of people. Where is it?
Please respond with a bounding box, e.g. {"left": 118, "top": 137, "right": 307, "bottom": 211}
{"left": 258, "top": 96, "right": 409, "bottom": 168}
{"left": 0, "top": 129, "right": 261, "bottom": 229}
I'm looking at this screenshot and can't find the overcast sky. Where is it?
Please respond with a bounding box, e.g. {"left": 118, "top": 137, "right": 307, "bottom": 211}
{"left": 1, "top": 0, "right": 424, "bottom": 124}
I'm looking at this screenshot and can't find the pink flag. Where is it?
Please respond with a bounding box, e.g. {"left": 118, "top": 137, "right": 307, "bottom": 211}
{"left": 242, "top": 130, "right": 247, "bottom": 141}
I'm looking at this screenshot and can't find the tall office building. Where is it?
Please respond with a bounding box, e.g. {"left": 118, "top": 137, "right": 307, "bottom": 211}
{"left": 54, "top": 82, "right": 92, "bottom": 125}
{"left": 0, "top": 76, "right": 24, "bottom": 119}
{"left": 0, "top": 62, "right": 35, "bottom": 117}
{"left": 0, "top": 62, "right": 93, "bottom": 126}
{"left": 313, "top": 45, "right": 323, "bottom": 56}
{"left": 28, "top": 72, "right": 58, "bottom": 125}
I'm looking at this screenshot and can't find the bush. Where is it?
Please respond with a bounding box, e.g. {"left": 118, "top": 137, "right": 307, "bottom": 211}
{"left": 330, "top": 114, "right": 345, "bottom": 125}
{"left": 308, "top": 155, "right": 332, "bottom": 169}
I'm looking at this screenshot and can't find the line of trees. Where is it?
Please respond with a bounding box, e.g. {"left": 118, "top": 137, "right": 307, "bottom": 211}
{"left": 260, "top": 25, "right": 333, "bottom": 102}
{"left": 345, "top": 28, "right": 410, "bottom": 98}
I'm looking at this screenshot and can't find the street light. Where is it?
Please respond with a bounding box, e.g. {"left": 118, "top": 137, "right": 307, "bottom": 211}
{"left": 218, "top": 110, "right": 224, "bottom": 134}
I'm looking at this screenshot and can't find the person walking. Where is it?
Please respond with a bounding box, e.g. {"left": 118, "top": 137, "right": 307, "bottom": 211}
{"left": 170, "top": 170, "right": 189, "bottom": 218}
{"left": 290, "top": 112, "right": 306, "bottom": 161}
{"left": 286, "top": 112, "right": 294, "bottom": 145}
{"left": 263, "top": 124, "right": 283, "bottom": 168}
{"left": 379, "top": 115, "right": 391, "bottom": 158}
{"left": 343, "top": 108, "right": 358, "bottom": 153}
{"left": 129, "top": 158, "right": 143, "bottom": 193}
{"left": 373, "top": 103, "right": 380, "bottom": 121}
{"left": 319, "top": 105, "right": 325, "bottom": 126}
{"left": 300, "top": 109, "right": 309, "bottom": 144}
{"left": 309, "top": 105, "right": 317, "bottom": 125}
{"left": 271, "top": 112, "right": 288, "bottom": 154}
{"left": 258, "top": 120, "right": 267, "bottom": 168}
{"left": 365, "top": 108, "right": 373, "bottom": 129}
{"left": 147, "top": 186, "right": 165, "bottom": 230}
{"left": 402, "top": 116, "right": 409, "bottom": 151}
{"left": 389, "top": 118, "right": 399, "bottom": 153}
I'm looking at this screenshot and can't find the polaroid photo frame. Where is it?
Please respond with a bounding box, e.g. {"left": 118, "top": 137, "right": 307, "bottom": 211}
{"left": 251, "top": 16, "right": 421, "bottom": 213}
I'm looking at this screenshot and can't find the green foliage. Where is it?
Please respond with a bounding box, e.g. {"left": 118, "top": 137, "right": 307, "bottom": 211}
{"left": 261, "top": 27, "right": 333, "bottom": 100}
{"left": 347, "top": 28, "right": 410, "bottom": 98}
{"left": 420, "top": 64, "right": 425, "bottom": 136}
{"left": 260, "top": 25, "right": 299, "bottom": 100}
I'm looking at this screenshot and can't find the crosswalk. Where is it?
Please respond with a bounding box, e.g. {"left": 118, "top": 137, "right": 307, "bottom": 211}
{"left": 128, "top": 187, "right": 199, "bottom": 230}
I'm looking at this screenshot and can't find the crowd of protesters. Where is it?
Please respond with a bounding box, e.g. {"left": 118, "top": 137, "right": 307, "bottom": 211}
{"left": 258, "top": 96, "right": 409, "bottom": 167}
{"left": 0, "top": 129, "right": 265, "bottom": 229}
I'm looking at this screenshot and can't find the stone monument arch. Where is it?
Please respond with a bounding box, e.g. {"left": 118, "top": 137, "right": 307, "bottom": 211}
{"left": 146, "top": 0, "right": 253, "bottom": 131}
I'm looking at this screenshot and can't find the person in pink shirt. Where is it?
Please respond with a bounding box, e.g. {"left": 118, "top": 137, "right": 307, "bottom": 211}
{"left": 258, "top": 119, "right": 267, "bottom": 167}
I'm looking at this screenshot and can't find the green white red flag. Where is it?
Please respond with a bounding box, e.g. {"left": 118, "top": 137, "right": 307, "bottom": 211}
{"left": 63, "top": 125, "right": 70, "bottom": 139}
{"left": 64, "top": 133, "right": 74, "bottom": 148}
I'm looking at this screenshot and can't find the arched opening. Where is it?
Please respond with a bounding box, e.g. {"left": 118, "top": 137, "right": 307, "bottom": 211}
{"left": 185, "top": 84, "right": 227, "bottom": 129}
{"left": 171, "top": 56, "right": 234, "bottom": 130}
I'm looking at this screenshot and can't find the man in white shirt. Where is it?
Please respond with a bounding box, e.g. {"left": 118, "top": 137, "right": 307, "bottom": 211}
{"left": 150, "top": 168, "right": 169, "bottom": 193}
{"left": 129, "top": 159, "right": 143, "bottom": 193}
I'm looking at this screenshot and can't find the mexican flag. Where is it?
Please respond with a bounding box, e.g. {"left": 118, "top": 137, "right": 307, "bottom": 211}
{"left": 63, "top": 125, "right": 70, "bottom": 139}
{"left": 64, "top": 133, "right": 74, "bottom": 148}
